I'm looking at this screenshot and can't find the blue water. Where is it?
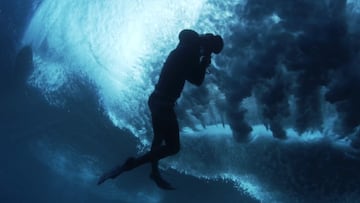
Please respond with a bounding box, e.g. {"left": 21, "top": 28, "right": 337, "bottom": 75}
{"left": 2, "top": 0, "right": 360, "bottom": 202}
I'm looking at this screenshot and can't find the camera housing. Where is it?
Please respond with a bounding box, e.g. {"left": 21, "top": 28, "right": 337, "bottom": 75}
{"left": 200, "top": 34, "right": 224, "bottom": 55}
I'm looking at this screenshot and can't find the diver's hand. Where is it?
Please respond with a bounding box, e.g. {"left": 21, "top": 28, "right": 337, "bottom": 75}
{"left": 200, "top": 55, "right": 211, "bottom": 68}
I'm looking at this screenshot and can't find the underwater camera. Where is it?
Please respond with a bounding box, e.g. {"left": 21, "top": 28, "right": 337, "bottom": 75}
{"left": 200, "top": 33, "right": 224, "bottom": 56}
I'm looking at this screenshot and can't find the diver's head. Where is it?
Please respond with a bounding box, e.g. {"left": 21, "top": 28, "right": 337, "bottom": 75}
{"left": 178, "top": 29, "right": 223, "bottom": 55}
{"left": 200, "top": 33, "right": 224, "bottom": 55}
{"left": 178, "top": 29, "right": 200, "bottom": 46}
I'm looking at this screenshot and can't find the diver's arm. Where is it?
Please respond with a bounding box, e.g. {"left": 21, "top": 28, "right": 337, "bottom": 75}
{"left": 186, "top": 55, "right": 211, "bottom": 86}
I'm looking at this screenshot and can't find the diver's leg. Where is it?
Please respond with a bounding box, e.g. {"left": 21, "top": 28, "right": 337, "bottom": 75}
{"left": 98, "top": 106, "right": 178, "bottom": 188}
{"left": 149, "top": 108, "right": 179, "bottom": 190}
{"left": 150, "top": 115, "right": 163, "bottom": 176}
{"left": 162, "top": 109, "right": 180, "bottom": 155}
{"left": 148, "top": 94, "right": 163, "bottom": 175}
{"left": 133, "top": 108, "right": 179, "bottom": 166}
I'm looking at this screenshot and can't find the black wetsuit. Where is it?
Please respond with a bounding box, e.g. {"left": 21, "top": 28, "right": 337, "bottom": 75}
{"left": 97, "top": 38, "right": 211, "bottom": 188}
{"left": 97, "top": 30, "right": 222, "bottom": 188}
{"left": 136, "top": 42, "right": 209, "bottom": 168}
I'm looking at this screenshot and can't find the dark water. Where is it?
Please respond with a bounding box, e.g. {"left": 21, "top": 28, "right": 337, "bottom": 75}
{"left": 2, "top": 0, "right": 360, "bottom": 202}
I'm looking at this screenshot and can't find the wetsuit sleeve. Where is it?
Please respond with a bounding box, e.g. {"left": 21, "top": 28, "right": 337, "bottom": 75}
{"left": 186, "top": 55, "right": 211, "bottom": 86}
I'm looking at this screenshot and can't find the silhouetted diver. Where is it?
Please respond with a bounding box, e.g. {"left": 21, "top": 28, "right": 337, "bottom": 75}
{"left": 98, "top": 29, "right": 223, "bottom": 190}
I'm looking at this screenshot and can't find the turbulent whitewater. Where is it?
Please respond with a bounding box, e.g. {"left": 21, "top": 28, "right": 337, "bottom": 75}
{"left": 1, "top": 0, "right": 360, "bottom": 202}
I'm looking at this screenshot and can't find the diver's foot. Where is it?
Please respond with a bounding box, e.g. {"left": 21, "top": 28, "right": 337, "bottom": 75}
{"left": 150, "top": 172, "right": 175, "bottom": 190}
{"left": 121, "top": 157, "right": 137, "bottom": 171}
{"left": 97, "top": 171, "right": 114, "bottom": 185}
{"left": 97, "top": 157, "right": 136, "bottom": 185}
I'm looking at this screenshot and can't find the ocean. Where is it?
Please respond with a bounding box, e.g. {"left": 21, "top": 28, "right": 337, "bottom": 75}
{"left": 1, "top": 0, "right": 360, "bottom": 202}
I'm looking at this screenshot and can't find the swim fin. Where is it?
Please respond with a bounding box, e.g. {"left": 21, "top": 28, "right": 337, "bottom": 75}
{"left": 150, "top": 172, "right": 176, "bottom": 190}
{"left": 97, "top": 157, "right": 136, "bottom": 185}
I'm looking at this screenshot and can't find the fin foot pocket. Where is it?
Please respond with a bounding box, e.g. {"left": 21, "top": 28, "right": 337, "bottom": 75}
{"left": 97, "top": 157, "right": 136, "bottom": 185}
{"left": 150, "top": 172, "right": 176, "bottom": 190}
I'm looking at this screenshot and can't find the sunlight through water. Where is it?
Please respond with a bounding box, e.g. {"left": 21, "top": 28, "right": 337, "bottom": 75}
{"left": 21, "top": 0, "right": 360, "bottom": 202}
